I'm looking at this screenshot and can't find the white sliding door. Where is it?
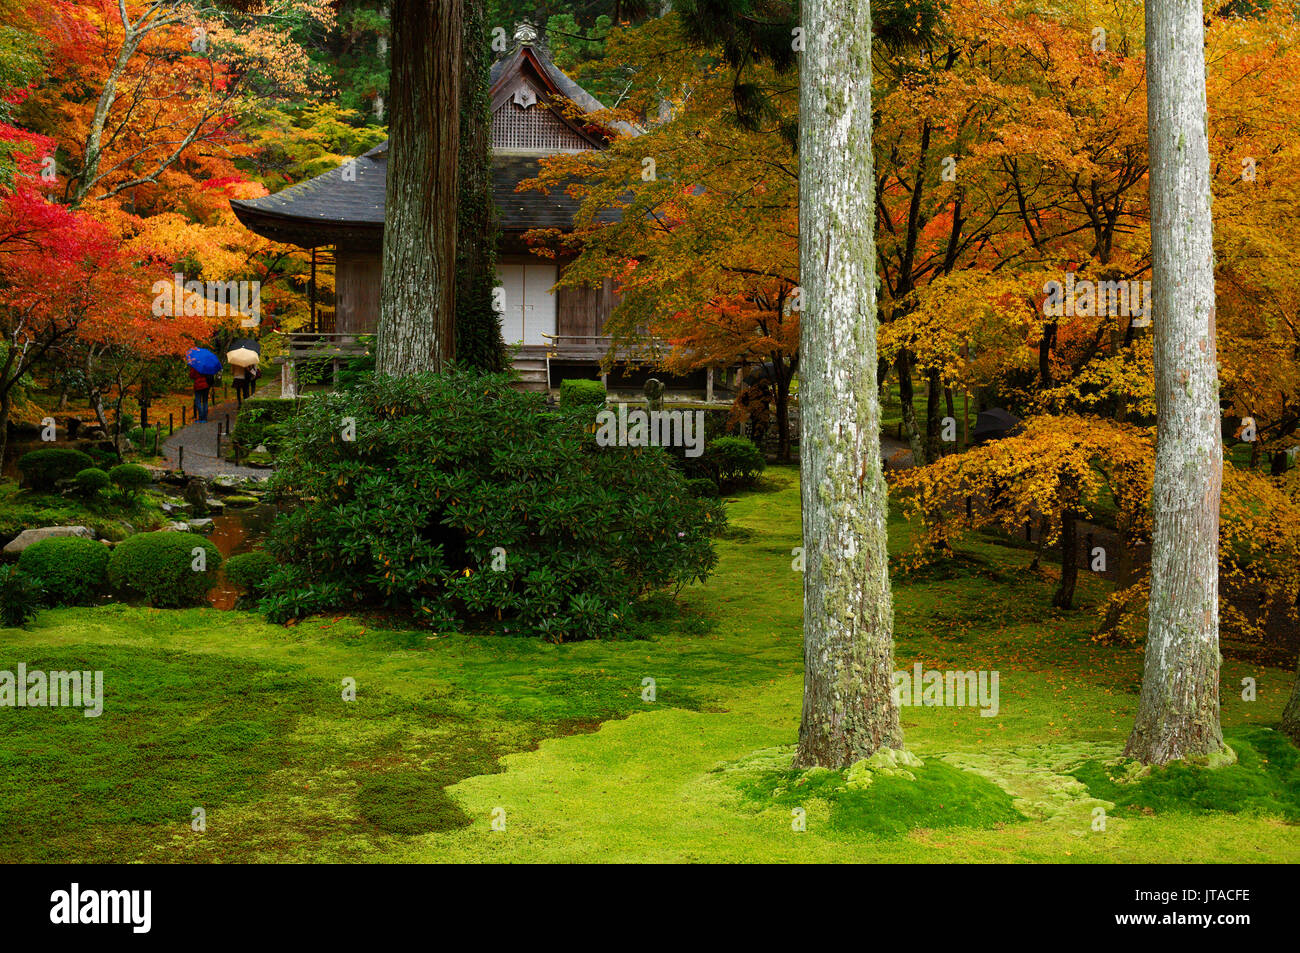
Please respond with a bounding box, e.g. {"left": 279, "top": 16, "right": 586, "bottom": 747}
{"left": 495, "top": 263, "right": 557, "bottom": 346}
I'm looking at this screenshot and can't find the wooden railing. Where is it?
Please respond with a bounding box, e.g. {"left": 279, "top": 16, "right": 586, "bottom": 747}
{"left": 540, "top": 333, "right": 667, "bottom": 360}
{"left": 283, "top": 331, "right": 370, "bottom": 360}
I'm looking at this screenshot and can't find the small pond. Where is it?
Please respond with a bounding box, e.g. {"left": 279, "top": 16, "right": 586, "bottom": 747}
{"left": 206, "top": 502, "right": 278, "bottom": 609}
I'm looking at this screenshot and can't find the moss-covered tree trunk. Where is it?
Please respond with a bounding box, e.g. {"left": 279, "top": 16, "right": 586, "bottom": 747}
{"left": 377, "top": 0, "right": 462, "bottom": 376}
{"left": 794, "top": 0, "right": 903, "bottom": 769}
{"left": 455, "top": 0, "right": 505, "bottom": 371}
{"left": 1125, "top": 0, "right": 1226, "bottom": 766}
{"left": 1282, "top": 658, "right": 1300, "bottom": 744}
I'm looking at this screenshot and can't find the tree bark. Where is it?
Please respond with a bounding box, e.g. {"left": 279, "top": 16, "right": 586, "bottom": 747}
{"left": 1052, "top": 508, "right": 1079, "bottom": 609}
{"left": 455, "top": 0, "right": 505, "bottom": 371}
{"left": 924, "top": 366, "right": 942, "bottom": 462}
{"left": 896, "top": 349, "right": 925, "bottom": 465}
{"left": 774, "top": 374, "right": 791, "bottom": 463}
{"left": 377, "top": 0, "right": 463, "bottom": 376}
{"left": 794, "top": 0, "right": 902, "bottom": 769}
{"left": 1281, "top": 656, "right": 1300, "bottom": 744}
{"left": 1125, "top": 0, "right": 1226, "bottom": 765}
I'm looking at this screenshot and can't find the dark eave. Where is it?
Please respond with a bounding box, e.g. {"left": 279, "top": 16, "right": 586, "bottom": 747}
{"left": 233, "top": 150, "right": 614, "bottom": 250}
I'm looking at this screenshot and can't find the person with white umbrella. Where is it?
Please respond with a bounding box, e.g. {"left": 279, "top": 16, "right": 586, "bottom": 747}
{"left": 226, "top": 340, "right": 260, "bottom": 407}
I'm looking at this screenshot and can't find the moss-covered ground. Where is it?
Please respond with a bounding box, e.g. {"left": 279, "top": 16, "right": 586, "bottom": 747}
{"left": 1, "top": 467, "right": 1295, "bottom": 862}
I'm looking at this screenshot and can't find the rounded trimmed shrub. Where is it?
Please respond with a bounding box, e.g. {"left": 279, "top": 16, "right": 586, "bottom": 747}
{"left": 18, "top": 535, "right": 109, "bottom": 606}
{"left": 224, "top": 551, "right": 275, "bottom": 593}
{"left": 0, "top": 565, "right": 42, "bottom": 627}
{"left": 560, "top": 378, "right": 606, "bottom": 409}
{"left": 260, "top": 368, "right": 718, "bottom": 637}
{"left": 108, "top": 463, "right": 153, "bottom": 499}
{"left": 17, "top": 448, "right": 94, "bottom": 492}
{"left": 73, "top": 467, "right": 111, "bottom": 499}
{"left": 107, "top": 531, "right": 222, "bottom": 607}
{"left": 706, "top": 435, "right": 765, "bottom": 489}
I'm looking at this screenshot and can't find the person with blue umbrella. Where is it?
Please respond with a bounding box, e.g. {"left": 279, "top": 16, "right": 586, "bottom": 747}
{"left": 186, "top": 348, "right": 221, "bottom": 423}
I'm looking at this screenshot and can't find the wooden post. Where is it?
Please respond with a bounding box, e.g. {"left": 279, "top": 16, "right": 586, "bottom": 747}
{"left": 310, "top": 246, "right": 318, "bottom": 334}
{"left": 178, "top": 445, "right": 184, "bottom": 473}
{"left": 169, "top": 413, "right": 174, "bottom": 435}
{"left": 182, "top": 406, "right": 187, "bottom": 426}
{"left": 706, "top": 366, "right": 714, "bottom": 403}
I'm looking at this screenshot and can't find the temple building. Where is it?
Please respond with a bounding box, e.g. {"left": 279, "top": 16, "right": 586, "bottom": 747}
{"left": 231, "top": 23, "right": 717, "bottom": 397}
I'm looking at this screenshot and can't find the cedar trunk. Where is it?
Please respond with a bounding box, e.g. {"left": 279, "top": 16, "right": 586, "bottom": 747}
{"left": 377, "top": 0, "right": 463, "bottom": 376}
{"left": 455, "top": 0, "right": 505, "bottom": 371}
{"left": 1125, "top": 0, "right": 1225, "bottom": 764}
{"left": 794, "top": 0, "right": 903, "bottom": 769}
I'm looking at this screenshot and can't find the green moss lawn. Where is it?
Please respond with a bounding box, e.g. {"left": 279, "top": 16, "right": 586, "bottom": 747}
{"left": 1, "top": 467, "right": 1295, "bottom": 862}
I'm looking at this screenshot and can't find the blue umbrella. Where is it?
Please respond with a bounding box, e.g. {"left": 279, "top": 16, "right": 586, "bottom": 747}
{"left": 186, "top": 348, "right": 222, "bottom": 375}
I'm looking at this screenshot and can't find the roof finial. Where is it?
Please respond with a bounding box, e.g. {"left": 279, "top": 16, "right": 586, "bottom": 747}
{"left": 513, "top": 21, "right": 538, "bottom": 46}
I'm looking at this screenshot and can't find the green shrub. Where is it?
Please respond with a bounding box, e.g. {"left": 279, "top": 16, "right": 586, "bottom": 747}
{"left": 108, "top": 463, "right": 152, "bottom": 500}
{"left": 225, "top": 551, "right": 275, "bottom": 593}
{"left": 18, "top": 535, "right": 109, "bottom": 606}
{"left": 233, "top": 397, "right": 301, "bottom": 455}
{"left": 0, "top": 565, "right": 41, "bottom": 627}
{"left": 17, "top": 448, "right": 94, "bottom": 492}
{"left": 126, "top": 425, "right": 163, "bottom": 454}
{"left": 560, "top": 378, "right": 606, "bottom": 409}
{"left": 260, "top": 369, "right": 719, "bottom": 637}
{"left": 107, "top": 531, "right": 222, "bottom": 607}
{"left": 73, "top": 467, "right": 110, "bottom": 499}
{"left": 705, "top": 435, "right": 765, "bottom": 489}
{"left": 686, "top": 477, "right": 720, "bottom": 498}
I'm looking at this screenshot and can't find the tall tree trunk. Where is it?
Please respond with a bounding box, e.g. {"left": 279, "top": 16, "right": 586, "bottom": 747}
{"left": 794, "top": 0, "right": 902, "bottom": 769}
{"left": 0, "top": 389, "right": 10, "bottom": 473}
{"left": 1281, "top": 656, "right": 1300, "bottom": 744}
{"left": 924, "top": 366, "right": 942, "bottom": 462}
{"left": 455, "top": 0, "right": 505, "bottom": 371}
{"left": 774, "top": 374, "right": 791, "bottom": 463}
{"left": 1125, "top": 0, "right": 1226, "bottom": 765}
{"left": 1052, "top": 508, "right": 1079, "bottom": 609}
{"left": 895, "top": 349, "right": 925, "bottom": 465}
{"left": 377, "top": 0, "right": 463, "bottom": 376}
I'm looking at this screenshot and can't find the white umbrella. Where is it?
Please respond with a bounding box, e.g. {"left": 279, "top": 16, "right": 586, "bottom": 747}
{"left": 226, "top": 347, "right": 260, "bottom": 368}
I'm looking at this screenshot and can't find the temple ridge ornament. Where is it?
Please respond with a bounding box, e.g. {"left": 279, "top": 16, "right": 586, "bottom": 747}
{"left": 513, "top": 21, "right": 538, "bottom": 45}
{"left": 512, "top": 86, "right": 537, "bottom": 109}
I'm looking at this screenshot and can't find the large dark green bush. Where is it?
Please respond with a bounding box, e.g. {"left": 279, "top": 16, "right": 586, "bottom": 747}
{"left": 0, "top": 565, "right": 41, "bottom": 627}
{"left": 260, "top": 368, "right": 719, "bottom": 638}
{"left": 560, "top": 378, "right": 606, "bottom": 409}
{"left": 18, "top": 535, "right": 109, "bottom": 606}
{"left": 224, "top": 551, "right": 276, "bottom": 593}
{"left": 107, "top": 531, "right": 222, "bottom": 607}
{"left": 17, "top": 448, "right": 94, "bottom": 492}
{"left": 705, "top": 435, "right": 765, "bottom": 490}
{"left": 73, "top": 467, "right": 110, "bottom": 500}
{"left": 108, "top": 463, "right": 152, "bottom": 500}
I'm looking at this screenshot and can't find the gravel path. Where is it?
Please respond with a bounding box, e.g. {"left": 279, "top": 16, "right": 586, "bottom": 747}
{"left": 160, "top": 386, "right": 277, "bottom": 480}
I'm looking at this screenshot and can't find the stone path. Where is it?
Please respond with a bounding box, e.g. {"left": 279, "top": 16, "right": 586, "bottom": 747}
{"left": 160, "top": 385, "right": 278, "bottom": 480}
